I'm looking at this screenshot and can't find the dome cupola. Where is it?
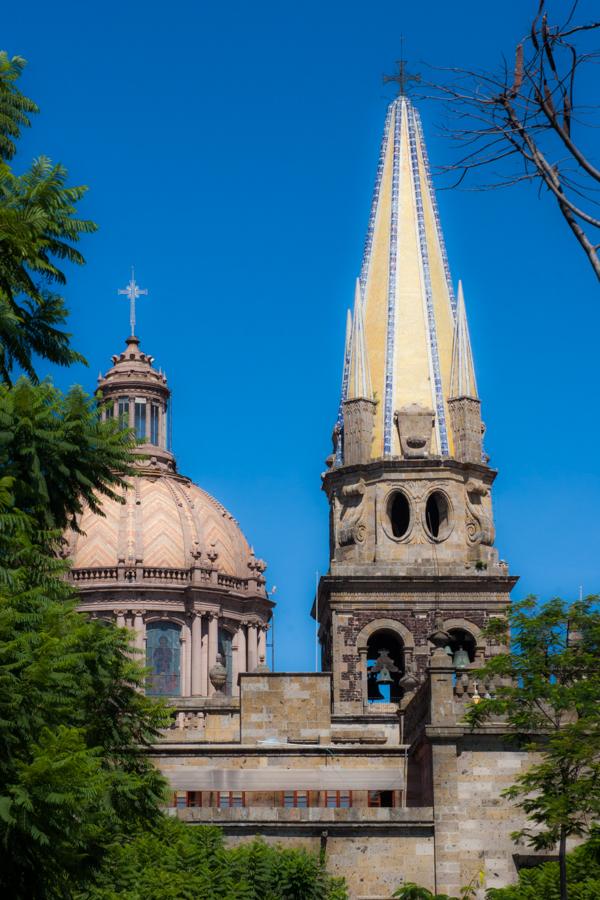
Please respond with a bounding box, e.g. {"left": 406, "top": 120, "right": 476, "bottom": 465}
{"left": 67, "top": 280, "right": 273, "bottom": 700}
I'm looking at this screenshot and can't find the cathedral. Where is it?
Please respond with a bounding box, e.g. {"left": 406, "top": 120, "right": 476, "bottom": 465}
{"left": 67, "top": 90, "right": 537, "bottom": 899}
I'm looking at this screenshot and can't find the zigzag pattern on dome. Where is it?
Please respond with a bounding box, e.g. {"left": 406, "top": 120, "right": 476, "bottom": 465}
{"left": 68, "top": 473, "right": 256, "bottom": 581}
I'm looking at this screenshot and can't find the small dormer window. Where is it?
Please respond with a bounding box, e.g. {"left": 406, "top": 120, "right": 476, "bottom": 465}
{"left": 150, "top": 403, "right": 160, "bottom": 445}
{"left": 134, "top": 398, "right": 146, "bottom": 440}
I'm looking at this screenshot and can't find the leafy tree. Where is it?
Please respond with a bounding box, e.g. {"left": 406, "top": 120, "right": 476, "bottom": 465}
{"left": 0, "top": 378, "right": 135, "bottom": 532}
{"left": 0, "top": 477, "right": 170, "bottom": 898}
{"left": 393, "top": 872, "right": 480, "bottom": 899}
{"left": 465, "top": 596, "right": 600, "bottom": 900}
{"left": 486, "top": 827, "right": 600, "bottom": 900}
{"left": 0, "top": 51, "right": 96, "bottom": 383}
{"left": 77, "top": 817, "right": 348, "bottom": 900}
{"left": 0, "top": 46, "right": 180, "bottom": 900}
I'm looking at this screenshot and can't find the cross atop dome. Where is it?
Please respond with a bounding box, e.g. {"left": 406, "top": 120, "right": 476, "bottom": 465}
{"left": 118, "top": 267, "right": 148, "bottom": 336}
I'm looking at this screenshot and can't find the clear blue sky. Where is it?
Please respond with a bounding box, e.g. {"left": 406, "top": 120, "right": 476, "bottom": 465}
{"left": 5, "top": 0, "right": 599, "bottom": 670}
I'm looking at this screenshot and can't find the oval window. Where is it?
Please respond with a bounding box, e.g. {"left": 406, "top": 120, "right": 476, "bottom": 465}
{"left": 389, "top": 492, "right": 410, "bottom": 538}
{"left": 425, "top": 491, "right": 450, "bottom": 539}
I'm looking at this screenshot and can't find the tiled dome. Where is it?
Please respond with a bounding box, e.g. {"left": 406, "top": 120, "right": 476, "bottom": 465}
{"left": 68, "top": 472, "right": 261, "bottom": 581}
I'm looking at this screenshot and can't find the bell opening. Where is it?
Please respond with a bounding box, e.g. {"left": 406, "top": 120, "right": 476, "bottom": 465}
{"left": 446, "top": 628, "right": 477, "bottom": 665}
{"left": 366, "top": 630, "right": 405, "bottom": 704}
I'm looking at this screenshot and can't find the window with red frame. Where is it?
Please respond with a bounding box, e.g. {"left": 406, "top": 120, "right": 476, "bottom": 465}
{"left": 217, "top": 791, "right": 245, "bottom": 808}
{"left": 282, "top": 790, "right": 310, "bottom": 808}
{"left": 325, "top": 791, "right": 352, "bottom": 808}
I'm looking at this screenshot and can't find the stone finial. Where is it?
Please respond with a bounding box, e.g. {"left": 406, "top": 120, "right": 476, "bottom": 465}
{"left": 395, "top": 404, "right": 434, "bottom": 459}
{"left": 209, "top": 654, "right": 227, "bottom": 695}
{"left": 255, "top": 654, "right": 270, "bottom": 673}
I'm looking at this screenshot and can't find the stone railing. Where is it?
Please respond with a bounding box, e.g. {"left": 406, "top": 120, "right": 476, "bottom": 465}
{"left": 71, "top": 567, "right": 118, "bottom": 581}
{"left": 452, "top": 670, "right": 508, "bottom": 722}
{"left": 69, "top": 565, "right": 261, "bottom": 594}
{"left": 163, "top": 697, "right": 241, "bottom": 743}
{"left": 174, "top": 806, "right": 434, "bottom": 827}
{"left": 217, "top": 573, "right": 248, "bottom": 591}
{"left": 143, "top": 567, "right": 188, "bottom": 581}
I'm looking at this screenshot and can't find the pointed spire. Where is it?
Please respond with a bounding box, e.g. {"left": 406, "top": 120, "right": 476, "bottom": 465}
{"left": 347, "top": 279, "right": 373, "bottom": 401}
{"left": 449, "top": 281, "right": 478, "bottom": 400}
{"left": 338, "top": 94, "right": 457, "bottom": 460}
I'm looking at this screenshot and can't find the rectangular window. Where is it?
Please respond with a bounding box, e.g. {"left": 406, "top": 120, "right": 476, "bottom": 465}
{"left": 134, "top": 398, "right": 146, "bottom": 440}
{"left": 186, "top": 791, "right": 202, "bottom": 808}
{"left": 174, "top": 790, "right": 187, "bottom": 809}
{"left": 217, "top": 791, "right": 244, "bottom": 808}
{"left": 325, "top": 791, "right": 352, "bottom": 809}
{"left": 104, "top": 403, "right": 114, "bottom": 421}
{"left": 283, "top": 791, "right": 309, "bottom": 808}
{"left": 150, "top": 403, "right": 160, "bottom": 445}
{"left": 118, "top": 397, "right": 129, "bottom": 428}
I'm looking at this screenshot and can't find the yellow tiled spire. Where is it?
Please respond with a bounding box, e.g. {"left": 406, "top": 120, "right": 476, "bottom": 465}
{"left": 341, "top": 95, "right": 461, "bottom": 459}
{"left": 347, "top": 278, "right": 373, "bottom": 401}
{"left": 449, "top": 281, "right": 478, "bottom": 400}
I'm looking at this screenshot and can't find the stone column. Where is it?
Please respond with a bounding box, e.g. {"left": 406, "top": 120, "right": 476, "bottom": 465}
{"left": 115, "top": 609, "right": 126, "bottom": 628}
{"left": 191, "top": 612, "right": 202, "bottom": 696}
{"left": 258, "top": 625, "right": 267, "bottom": 663}
{"left": 200, "top": 617, "right": 208, "bottom": 696}
{"left": 237, "top": 623, "right": 247, "bottom": 676}
{"left": 182, "top": 621, "right": 192, "bottom": 696}
{"left": 132, "top": 610, "right": 146, "bottom": 656}
{"left": 231, "top": 633, "right": 240, "bottom": 698}
{"left": 207, "top": 613, "right": 218, "bottom": 695}
{"left": 358, "top": 646, "right": 368, "bottom": 710}
{"left": 247, "top": 623, "right": 258, "bottom": 672}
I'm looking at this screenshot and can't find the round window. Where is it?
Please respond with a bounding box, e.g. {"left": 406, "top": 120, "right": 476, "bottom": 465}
{"left": 424, "top": 491, "right": 451, "bottom": 540}
{"left": 388, "top": 491, "right": 411, "bottom": 539}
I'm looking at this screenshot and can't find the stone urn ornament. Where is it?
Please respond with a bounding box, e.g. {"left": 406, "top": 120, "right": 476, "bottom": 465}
{"left": 209, "top": 653, "right": 227, "bottom": 695}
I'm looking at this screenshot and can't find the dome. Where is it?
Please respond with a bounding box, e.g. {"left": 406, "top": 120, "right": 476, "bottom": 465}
{"left": 67, "top": 314, "right": 272, "bottom": 702}
{"left": 68, "top": 471, "right": 263, "bottom": 585}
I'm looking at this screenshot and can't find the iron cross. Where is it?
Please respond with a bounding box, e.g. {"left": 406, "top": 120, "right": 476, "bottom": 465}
{"left": 118, "top": 267, "right": 148, "bottom": 336}
{"left": 383, "top": 47, "right": 421, "bottom": 96}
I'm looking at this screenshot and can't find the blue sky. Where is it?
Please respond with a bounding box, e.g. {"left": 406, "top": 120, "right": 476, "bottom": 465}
{"left": 5, "top": 0, "right": 599, "bottom": 670}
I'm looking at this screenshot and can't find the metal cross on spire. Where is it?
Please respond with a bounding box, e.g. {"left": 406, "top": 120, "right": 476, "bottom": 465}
{"left": 118, "top": 267, "right": 148, "bottom": 336}
{"left": 383, "top": 38, "right": 421, "bottom": 96}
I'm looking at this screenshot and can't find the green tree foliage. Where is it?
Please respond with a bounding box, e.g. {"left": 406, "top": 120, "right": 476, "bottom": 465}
{"left": 0, "top": 378, "right": 135, "bottom": 532}
{"left": 0, "top": 478, "right": 170, "bottom": 898}
{"left": 466, "top": 597, "right": 600, "bottom": 900}
{"left": 486, "top": 828, "right": 600, "bottom": 900}
{"left": 0, "top": 51, "right": 96, "bottom": 383}
{"left": 393, "top": 833, "right": 600, "bottom": 900}
{"left": 77, "top": 817, "right": 348, "bottom": 900}
{"left": 393, "top": 871, "right": 480, "bottom": 899}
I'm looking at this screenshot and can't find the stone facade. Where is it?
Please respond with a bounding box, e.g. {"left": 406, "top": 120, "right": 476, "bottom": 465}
{"left": 67, "top": 90, "right": 547, "bottom": 899}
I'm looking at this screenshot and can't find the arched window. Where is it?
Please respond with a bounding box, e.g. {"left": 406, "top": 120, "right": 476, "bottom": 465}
{"left": 218, "top": 627, "right": 233, "bottom": 696}
{"left": 366, "top": 629, "right": 405, "bottom": 703}
{"left": 445, "top": 628, "right": 477, "bottom": 664}
{"left": 146, "top": 621, "right": 181, "bottom": 696}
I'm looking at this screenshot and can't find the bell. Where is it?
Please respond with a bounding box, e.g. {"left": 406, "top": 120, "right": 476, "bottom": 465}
{"left": 452, "top": 646, "right": 471, "bottom": 669}
{"left": 376, "top": 665, "right": 393, "bottom": 685}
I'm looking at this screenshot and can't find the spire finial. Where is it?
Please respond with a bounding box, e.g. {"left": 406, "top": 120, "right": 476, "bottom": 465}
{"left": 449, "top": 280, "right": 479, "bottom": 400}
{"left": 118, "top": 267, "right": 148, "bottom": 337}
{"left": 347, "top": 279, "right": 373, "bottom": 401}
{"left": 383, "top": 38, "right": 421, "bottom": 97}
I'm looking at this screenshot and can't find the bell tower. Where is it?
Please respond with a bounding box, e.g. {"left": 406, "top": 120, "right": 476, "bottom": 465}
{"left": 316, "top": 93, "right": 517, "bottom": 716}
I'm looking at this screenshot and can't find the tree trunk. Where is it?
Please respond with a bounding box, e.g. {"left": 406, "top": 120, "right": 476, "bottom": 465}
{"left": 559, "top": 826, "right": 568, "bottom": 900}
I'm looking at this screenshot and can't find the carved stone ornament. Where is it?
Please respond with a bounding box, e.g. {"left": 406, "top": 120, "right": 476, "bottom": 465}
{"left": 209, "top": 654, "right": 227, "bottom": 694}
{"left": 394, "top": 404, "right": 435, "bottom": 459}
{"left": 465, "top": 479, "right": 495, "bottom": 546}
